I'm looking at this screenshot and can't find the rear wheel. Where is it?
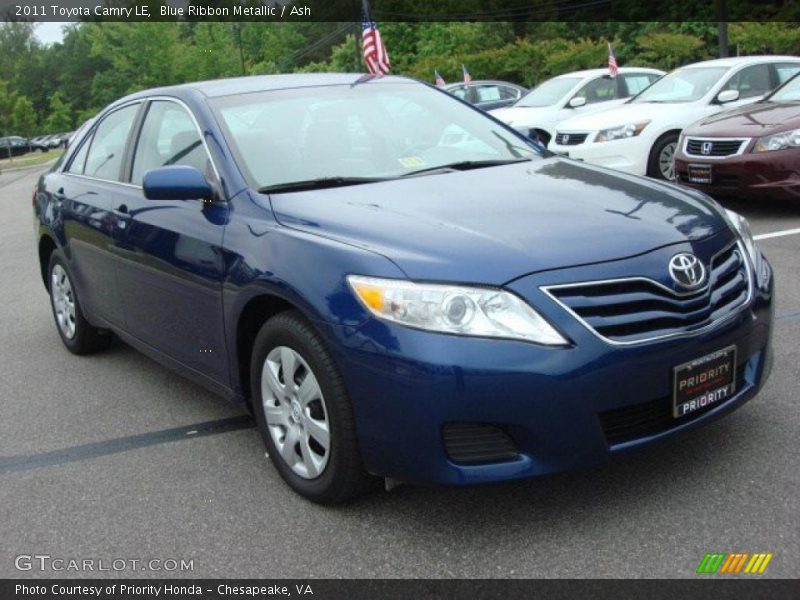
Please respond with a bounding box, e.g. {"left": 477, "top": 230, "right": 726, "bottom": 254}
{"left": 250, "top": 311, "right": 378, "bottom": 504}
{"left": 48, "top": 253, "right": 112, "bottom": 355}
{"left": 647, "top": 133, "right": 679, "bottom": 181}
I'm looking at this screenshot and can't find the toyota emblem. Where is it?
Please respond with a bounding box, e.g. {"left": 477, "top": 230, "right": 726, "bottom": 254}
{"left": 669, "top": 253, "right": 707, "bottom": 289}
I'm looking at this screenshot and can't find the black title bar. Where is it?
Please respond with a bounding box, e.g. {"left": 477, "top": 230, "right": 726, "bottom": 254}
{"left": 1, "top": 0, "right": 799, "bottom": 22}
{"left": 2, "top": 579, "right": 800, "bottom": 600}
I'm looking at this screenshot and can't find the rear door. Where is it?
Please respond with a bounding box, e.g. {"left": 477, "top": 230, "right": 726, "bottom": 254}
{"left": 54, "top": 102, "right": 143, "bottom": 326}
{"left": 109, "top": 98, "right": 229, "bottom": 383}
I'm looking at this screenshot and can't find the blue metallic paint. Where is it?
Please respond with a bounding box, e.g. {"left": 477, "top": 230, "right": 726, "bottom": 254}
{"left": 33, "top": 74, "right": 774, "bottom": 486}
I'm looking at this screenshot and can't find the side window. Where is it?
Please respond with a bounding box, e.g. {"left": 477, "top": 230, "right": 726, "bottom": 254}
{"left": 474, "top": 85, "right": 503, "bottom": 103}
{"left": 449, "top": 86, "right": 469, "bottom": 100}
{"left": 498, "top": 85, "right": 521, "bottom": 100}
{"left": 775, "top": 63, "right": 800, "bottom": 85}
{"left": 721, "top": 64, "right": 772, "bottom": 99}
{"left": 574, "top": 77, "right": 618, "bottom": 104}
{"left": 83, "top": 104, "right": 139, "bottom": 181}
{"left": 131, "top": 101, "right": 210, "bottom": 185}
{"left": 66, "top": 133, "right": 93, "bottom": 174}
{"left": 622, "top": 74, "right": 656, "bottom": 96}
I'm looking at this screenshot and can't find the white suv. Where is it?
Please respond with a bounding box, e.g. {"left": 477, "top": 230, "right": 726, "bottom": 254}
{"left": 489, "top": 67, "right": 664, "bottom": 146}
{"left": 549, "top": 56, "right": 800, "bottom": 180}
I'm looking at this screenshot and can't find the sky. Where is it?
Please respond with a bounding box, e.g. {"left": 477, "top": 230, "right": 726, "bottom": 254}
{"left": 34, "top": 22, "right": 68, "bottom": 45}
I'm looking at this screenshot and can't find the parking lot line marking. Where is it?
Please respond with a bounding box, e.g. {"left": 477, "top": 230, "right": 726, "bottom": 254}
{"left": 754, "top": 227, "right": 800, "bottom": 241}
{"left": 0, "top": 415, "right": 254, "bottom": 475}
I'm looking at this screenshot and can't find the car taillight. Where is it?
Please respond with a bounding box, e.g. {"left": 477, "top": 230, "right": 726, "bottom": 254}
{"left": 32, "top": 187, "right": 37, "bottom": 207}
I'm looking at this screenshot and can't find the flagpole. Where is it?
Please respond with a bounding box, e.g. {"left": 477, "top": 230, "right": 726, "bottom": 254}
{"left": 353, "top": 0, "right": 360, "bottom": 71}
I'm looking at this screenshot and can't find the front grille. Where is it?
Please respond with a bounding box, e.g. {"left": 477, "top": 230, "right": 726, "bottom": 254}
{"left": 685, "top": 138, "right": 747, "bottom": 157}
{"left": 545, "top": 243, "right": 750, "bottom": 344}
{"left": 554, "top": 132, "right": 588, "bottom": 146}
{"left": 598, "top": 360, "right": 749, "bottom": 445}
{"left": 442, "top": 423, "right": 519, "bottom": 465}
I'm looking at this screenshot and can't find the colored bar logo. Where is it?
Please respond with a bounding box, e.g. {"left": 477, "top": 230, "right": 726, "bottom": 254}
{"left": 696, "top": 552, "right": 773, "bottom": 574}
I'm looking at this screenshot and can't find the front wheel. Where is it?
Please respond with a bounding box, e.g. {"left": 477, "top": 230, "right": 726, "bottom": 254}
{"left": 250, "top": 311, "right": 378, "bottom": 504}
{"left": 647, "top": 133, "right": 679, "bottom": 181}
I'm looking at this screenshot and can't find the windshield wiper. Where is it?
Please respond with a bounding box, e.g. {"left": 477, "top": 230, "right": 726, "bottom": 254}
{"left": 401, "top": 158, "right": 530, "bottom": 177}
{"left": 258, "top": 176, "right": 390, "bottom": 194}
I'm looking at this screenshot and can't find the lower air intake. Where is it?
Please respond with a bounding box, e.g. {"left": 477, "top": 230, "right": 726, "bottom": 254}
{"left": 443, "top": 423, "right": 519, "bottom": 465}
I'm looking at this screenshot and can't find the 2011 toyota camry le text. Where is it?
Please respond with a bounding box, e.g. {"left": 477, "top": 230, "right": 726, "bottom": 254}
{"left": 33, "top": 74, "right": 774, "bottom": 503}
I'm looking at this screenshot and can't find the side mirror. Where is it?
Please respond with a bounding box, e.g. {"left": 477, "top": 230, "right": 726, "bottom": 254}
{"left": 716, "top": 89, "right": 740, "bottom": 104}
{"left": 143, "top": 166, "right": 213, "bottom": 201}
{"left": 568, "top": 96, "right": 587, "bottom": 108}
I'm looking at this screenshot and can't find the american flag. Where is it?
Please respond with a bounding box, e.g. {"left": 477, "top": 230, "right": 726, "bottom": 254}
{"left": 434, "top": 69, "right": 446, "bottom": 87}
{"left": 462, "top": 64, "right": 472, "bottom": 83}
{"left": 608, "top": 43, "right": 618, "bottom": 78}
{"left": 362, "top": 0, "right": 390, "bottom": 76}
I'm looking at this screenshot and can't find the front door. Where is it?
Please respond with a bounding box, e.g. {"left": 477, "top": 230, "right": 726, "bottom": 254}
{"left": 111, "top": 100, "right": 229, "bottom": 383}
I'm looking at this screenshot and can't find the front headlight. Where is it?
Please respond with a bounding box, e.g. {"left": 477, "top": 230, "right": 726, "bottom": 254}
{"left": 724, "top": 209, "right": 758, "bottom": 267}
{"left": 347, "top": 275, "right": 568, "bottom": 346}
{"left": 753, "top": 128, "right": 800, "bottom": 152}
{"left": 724, "top": 209, "right": 771, "bottom": 291}
{"left": 594, "top": 120, "right": 650, "bottom": 143}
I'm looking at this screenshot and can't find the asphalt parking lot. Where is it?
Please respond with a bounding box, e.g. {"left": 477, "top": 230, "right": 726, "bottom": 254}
{"left": 1, "top": 164, "right": 798, "bottom": 579}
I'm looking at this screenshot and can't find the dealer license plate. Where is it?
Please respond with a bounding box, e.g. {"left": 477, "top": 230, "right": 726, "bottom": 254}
{"left": 687, "top": 164, "right": 712, "bottom": 184}
{"left": 672, "top": 346, "right": 737, "bottom": 418}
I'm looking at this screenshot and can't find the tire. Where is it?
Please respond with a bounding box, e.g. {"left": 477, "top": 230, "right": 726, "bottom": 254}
{"left": 532, "top": 130, "right": 551, "bottom": 147}
{"left": 47, "top": 252, "right": 113, "bottom": 355}
{"left": 647, "top": 133, "right": 679, "bottom": 181}
{"left": 250, "top": 310, "right": 378, "bottom": 504}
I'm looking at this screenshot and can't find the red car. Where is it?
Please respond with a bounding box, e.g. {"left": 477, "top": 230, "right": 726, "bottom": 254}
{"left": 674, "top": 73, "right": 800, "bottom": 201}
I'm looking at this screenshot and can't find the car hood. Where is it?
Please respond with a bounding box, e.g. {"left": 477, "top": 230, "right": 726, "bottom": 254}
{"left": 557, "top": 101, "right": 696, "bottom": 132}
{"left": 269, "top": 158, "right": 727, "bottom": 285}
{"left": 684, "top": 101, "right": 800, "bottom": 137}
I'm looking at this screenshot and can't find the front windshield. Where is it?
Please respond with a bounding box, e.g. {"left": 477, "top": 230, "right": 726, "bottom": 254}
{"left": 515, "top": 77, "right": 582, "bottom": 107}
{"left": 768, "top": 74, "right": 800, "bottom": 102}
{"left": 211, "top": 81, "right": 541, "bottom": 190}
{"left": 632, "top": 67, "right": 729, "bottom": 103}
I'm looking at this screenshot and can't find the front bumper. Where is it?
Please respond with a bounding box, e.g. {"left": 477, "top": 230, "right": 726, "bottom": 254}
{"left": 674, "top": 147, "right": 800, "bottom": 201}
{"left": 329, "top": 240, "right": 775, "bottom": 486}
{"left": 549, "top": 133, "right": 650, "bottom": 176}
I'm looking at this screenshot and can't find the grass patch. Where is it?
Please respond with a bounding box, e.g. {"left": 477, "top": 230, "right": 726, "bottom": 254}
{"left": 0, "top": 150, "right": 63, "bottom": 169}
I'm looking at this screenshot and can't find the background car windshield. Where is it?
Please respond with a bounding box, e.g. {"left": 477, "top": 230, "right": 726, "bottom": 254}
{"left": 769, "top": 74, "right": 800, "bottom": 102}
{"left": 515, "top": 77, "right": 581, "bottom": 107}
{"left": 632, "top": 67, "right": 729, "bottom": 103}
{"left": 212, "top": 82, "right": 540, "bottom": 189}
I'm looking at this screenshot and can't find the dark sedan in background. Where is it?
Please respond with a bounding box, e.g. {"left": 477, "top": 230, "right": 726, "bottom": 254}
{"left": 675, "top": 72, "right": 800, "bottom": 201}
{"left": 444, "top": 80, "right": 527, "bottom": 111}
{"left": 34, "top": 74, "right": 773, "bottom": 504}
{"left": 0, "top": 135, "right": 48, "bottom": 157}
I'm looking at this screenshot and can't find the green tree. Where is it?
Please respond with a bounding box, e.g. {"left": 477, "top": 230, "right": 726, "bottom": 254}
{"left": 633, "top": 32, "right": 709, "bottom": 70}
{"left": 12, "top": 96, "right": 37, "bottom": 150}
{"left": 0, "top": 79, "right": 16, "bottom": 160}
{"left": 45, "top": 91, "right": 73, "bottom": 133}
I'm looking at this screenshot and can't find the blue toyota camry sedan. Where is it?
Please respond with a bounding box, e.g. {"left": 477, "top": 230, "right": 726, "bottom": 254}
{"left": 33, "top": 74, "right": 774, "bottom": 503}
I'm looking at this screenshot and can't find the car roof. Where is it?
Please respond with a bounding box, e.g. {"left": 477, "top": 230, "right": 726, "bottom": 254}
{"left": 681, "top": 55, "right": 800, "bottom": 69}
{"left": 120, "top": 73, "right": 418, "bottom": 103}
{"left": 551, "top": 67, "right": 664, "bottom": 79}
{"left": 444, "top": 80, "right": 525, "bottom": 89}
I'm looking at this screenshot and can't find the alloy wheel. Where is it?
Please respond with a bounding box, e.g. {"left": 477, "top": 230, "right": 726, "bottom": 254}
{"left": 658, "top": 141, "right": 677, "bottom": 180}
{"left": 51, "top": 264, "right": 76, "bottom": 339}
{"left": 261, "top": 346, "right": 330, "bottom": 479}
